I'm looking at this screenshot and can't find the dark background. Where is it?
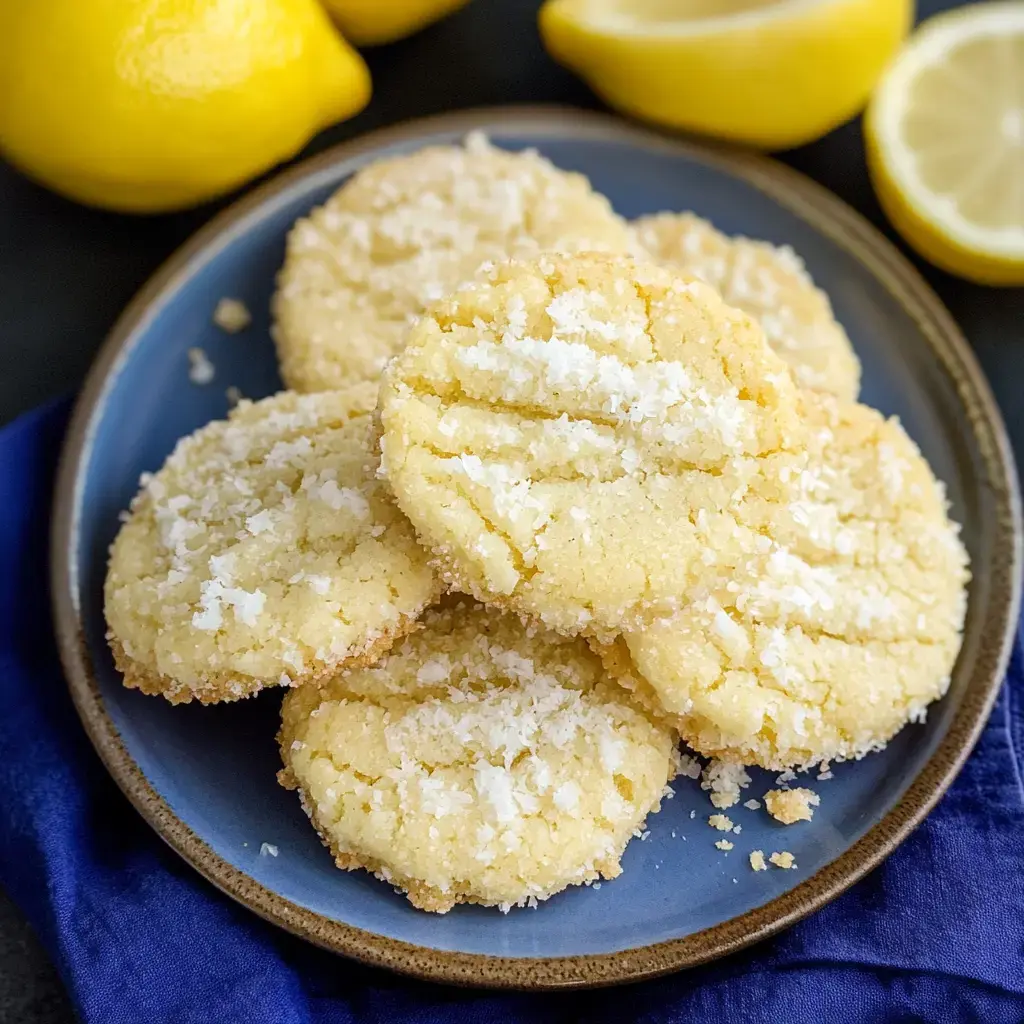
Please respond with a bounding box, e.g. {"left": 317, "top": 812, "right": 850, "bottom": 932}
{"left": 0, "top": 0, "right": 1019, "bottom": 1019}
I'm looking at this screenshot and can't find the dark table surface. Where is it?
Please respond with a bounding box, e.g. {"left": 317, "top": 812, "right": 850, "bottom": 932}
{"left": 1, "top": 0, "right": 1020, "bottom": 1019}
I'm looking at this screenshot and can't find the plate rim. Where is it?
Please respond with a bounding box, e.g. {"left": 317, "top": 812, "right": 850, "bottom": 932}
{"left": 50, "top": 104, "right": 1023, "bottom": 990}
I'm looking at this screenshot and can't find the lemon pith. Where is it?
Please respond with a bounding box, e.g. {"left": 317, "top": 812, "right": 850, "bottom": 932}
{"left": 0, "top": 0, "right": 371, "bottom": 213}
{"left": 866, "top": 2, "right": 1024, "bottom": 285}
{"left": 539, "top": 0, "right": 912, "bottom": 149}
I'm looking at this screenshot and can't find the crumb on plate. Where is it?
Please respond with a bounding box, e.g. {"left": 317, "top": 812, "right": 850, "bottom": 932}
{"left": 702, "top": 759, "right": 752, "bottom": 809}
{"left": 187, "top": 347, "right": 215, "bottom": 385}
{"left": 765, "top": 787, "right": 820, "bottom": 824}
{"left": 213, "top": 297, "right": 252, "bottom": 333}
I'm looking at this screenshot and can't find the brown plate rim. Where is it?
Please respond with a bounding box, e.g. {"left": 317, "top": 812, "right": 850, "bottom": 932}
{"left": 50, "top": 105, "right": 1022, "bottom": 990}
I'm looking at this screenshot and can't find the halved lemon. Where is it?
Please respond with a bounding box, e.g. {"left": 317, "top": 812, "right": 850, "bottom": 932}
{"left": 319, "top": 0, "right": 471, "bottom": 45}
{"left": 867, "top": 3, "right": 1024, "bottom": 285}
{"left": 539, "top": 0, "right": 911, "bottom": 149}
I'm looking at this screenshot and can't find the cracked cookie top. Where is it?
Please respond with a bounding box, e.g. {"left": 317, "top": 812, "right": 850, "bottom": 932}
{"left": 632, "top": 212, "right": 861, "bottom": 402}
{"left": 272, "top": 132, "right": 636, "bottom": 392}
{"left": 278, "top": 599, "right": 679, "bottom": 912}
{"left": 597, "top": 395, "right": 970, "bottom": 769}
{"left": 104, "top": 386, "right": 439, "bottom": 704}
{"left": 378, "top": 251, "right": 805, "bottom": 637}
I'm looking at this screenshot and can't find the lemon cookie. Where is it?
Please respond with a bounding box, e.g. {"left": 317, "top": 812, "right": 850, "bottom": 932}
{"left": 105, "top": 386, "right": 439, "bottom": 705}
{"left": 597, "top": 395, "right": 969, "bottom": 769}
{"left": 278, "top": 600, "right": 679, "bottom": 913}
{"left": 378, "top": 251, "right": 806, "bottom": 638}
{"left": 273, "top": 132, "right": 637, "bottom": 392}
{"left": 633, "top": 212, "right": 861, "bottom": 401}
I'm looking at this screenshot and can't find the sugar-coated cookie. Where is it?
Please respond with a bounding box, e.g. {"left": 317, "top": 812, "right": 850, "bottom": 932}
{"left": 104, "top": 386, "right": 439, "bottom": 704}
{"left": 378, "top": 252, "right": 805, "bottom": 638}
{"left": 273, "top": 132, "right": 636, "bottom": 392}
{"left": 278, "top": 600, "right": 679, "bottom": 912}
{"left": 633, "top": 212, "right": 860, "bottom": 401}
{"left": 596, "top": 395, "right": 969, "bottom": 769}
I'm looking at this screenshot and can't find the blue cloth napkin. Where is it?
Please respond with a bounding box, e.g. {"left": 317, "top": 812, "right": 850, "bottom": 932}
{"left": 1, "top": 400, "right": 1023, "bottom": 1024}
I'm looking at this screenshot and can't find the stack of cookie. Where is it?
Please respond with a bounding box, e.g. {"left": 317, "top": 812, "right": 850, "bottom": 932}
{"left": 105, "top": 135, "right": 969, "bottom": 914}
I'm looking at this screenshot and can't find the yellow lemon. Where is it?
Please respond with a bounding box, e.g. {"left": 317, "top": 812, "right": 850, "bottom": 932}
{"left": 866, "top": 3, "right": 1024, "bottom": 285}
{"left": 0, "top": 0, "right": 371, "bottom": 213}
{"left": 539, "top": 0, "right": 911, "bottom": 149}
{"left": 320, "top": 0, "right": 471, "bottom": 45}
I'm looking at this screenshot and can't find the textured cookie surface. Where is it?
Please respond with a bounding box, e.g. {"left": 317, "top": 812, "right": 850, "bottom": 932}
{"left": 278, "top": 601, "right": 678, "bottom": 912}
{"left": 105, "top": 387, "right": 439, "bottom": 704}
{"left": 379, "top": 252, "right": 805, "bottom": 638}
{"left": 273, "top": 132, "right": 636, "bottom": 392}
{"left": 597, "top": 396, "right": 970, "bottom": 769}
{"left": 633, "top": 212, "right": 860, "bottom": 401}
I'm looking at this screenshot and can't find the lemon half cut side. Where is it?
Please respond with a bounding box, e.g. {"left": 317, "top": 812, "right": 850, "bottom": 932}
{"left": 540, "top": 0, "right": 912, "bottom": 149}
{"left": 867, "top": 2, "right": 1024, "bottom": 285}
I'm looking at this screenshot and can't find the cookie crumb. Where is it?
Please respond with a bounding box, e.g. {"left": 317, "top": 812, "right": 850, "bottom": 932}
{"left": 715, "top": 839, "right": 734, "bottom": 851}
{"left": 701, "top": 759, "right": 751, "bottom": 809}
{"left": 225, "top": 385, "right": 244, "bottom": 407}
{"left": 677, "top": 753, "right": 701, "bottom": 780}
{"left": 769, "top": 851, "right": 796, "bottom": 869}
{"left": 764, "top": 787, "right": 820, "bottom": 824}
{"left": 213, "top": 297, "right": 251, "bottom": 333}
{"left": 187, "top": 347, "right": 215, "bottom": 385}
{"left": 260, "top": 842, "right": 279, "bottom": 857}
{"left": 708, "top": 814, "right": 733, "bottom": 832}
{"left": 749, "top": 850, "right": 767, "bottom": 872}
{"left": 744, "top": 798, "right": 761, "bottom": 810}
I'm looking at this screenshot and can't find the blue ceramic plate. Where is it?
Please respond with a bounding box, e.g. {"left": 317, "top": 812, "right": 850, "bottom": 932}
{"left": 52, "top": 107, "right": 1021, "bottom": 988}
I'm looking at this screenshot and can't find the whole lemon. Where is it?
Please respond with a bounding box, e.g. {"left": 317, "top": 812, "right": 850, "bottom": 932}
{"left": 0, "top": 0, "right": 371, "bottom": 213}
{"left": 321, "top": 0, "right": 471, "bottom": 46}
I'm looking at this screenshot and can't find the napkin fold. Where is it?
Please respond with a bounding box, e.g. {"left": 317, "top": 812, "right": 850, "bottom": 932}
{"left": 1, "top": 400, "right": 1022, "bottom": 1024}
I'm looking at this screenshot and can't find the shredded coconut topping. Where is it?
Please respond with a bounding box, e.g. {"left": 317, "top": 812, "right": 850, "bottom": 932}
{"left": 379, "top": 252, "right": 801, "bottom": 639}
{"left": 273, "top": 134, "right": 636, "bottom": 392}
{"left": 104, "top": 388, "right": 439, "bottom": 705}
{"left": 633, "top": 211, "right": 861, "bottom": 401}
{"left": 277, "top": 601, "right": 678, "bottom": 914}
